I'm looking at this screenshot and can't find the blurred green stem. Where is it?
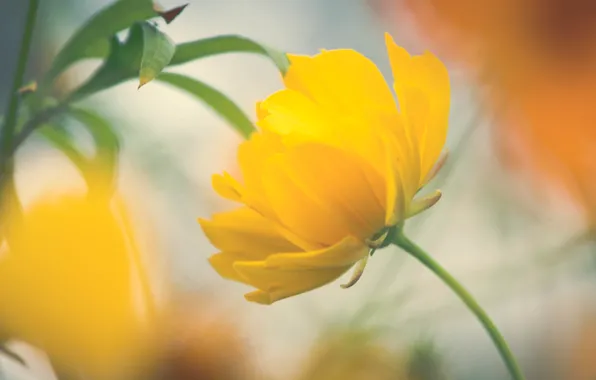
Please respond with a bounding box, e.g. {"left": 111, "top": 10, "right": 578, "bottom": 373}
{"left": 12, "top": 102, "right": 69, "bottom": 152}
{"left": 1, "top": 0, "right": 39, "bottom": 160}
{"left": 0, "top": 0, "right": 39, "bottom": 232}
{"left": 394, "top": 230, "right": 526, "bottom": 380}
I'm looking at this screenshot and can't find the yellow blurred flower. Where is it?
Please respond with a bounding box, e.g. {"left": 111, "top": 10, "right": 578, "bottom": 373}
{"left": 376, "top": 0, "right": 596, "bottom": 228}
{"left": 200, "top": 34, "right": 450, "bottom": 304}
{"left": 0, "top": 190, "right": 158, "bottom": 379}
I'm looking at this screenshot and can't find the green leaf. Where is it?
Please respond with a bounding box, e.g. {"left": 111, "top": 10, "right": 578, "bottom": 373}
{"left": 171, "top": 35, "right": 290, "bottom": 74}
{"left": 68, "top": 108, "right": 120, "bottom": 174}
{"left": 37, "top": 124, "right": 91, "bottom": 175}
{"left": 68, "top": 32, "right": 289, "bottom": 101}
{"left": 37, "top": 109, "right": 120, "bottom": 194}
{"left": 157, "top": 72, "right": 255, "bottom": 139}
{"left": 138, "top": 22, "right": 176, "bottom": 88}
{"left": 68, "top": 22, "right": 145, "bottom": 101}
{"left": 45, "top": 0, "right": 157, "bottom": 83}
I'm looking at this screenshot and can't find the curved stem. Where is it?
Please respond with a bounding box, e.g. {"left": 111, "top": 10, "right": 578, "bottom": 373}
{"left": 394, "top": 231, "right": 526, "bottom": 380}
{"left": 11, "top": 102, "right": 69, "bottom": 153}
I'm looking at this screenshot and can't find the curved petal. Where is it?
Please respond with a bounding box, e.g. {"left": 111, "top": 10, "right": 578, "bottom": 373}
{"left": 381, "top": 125, "right": 423, "bottom": 223}
{"left": 260, "top": 49, "right": 405, "bottom": 179}
{"left": 284, "top": 50, "right": 397, "bottom": 116}
{"left": 407, "top": 190, "right": 442, "bottom": 218}
{"left": 233, "top": 236, "right": 365, "bottom": 305}
{"left": 212, "top": 172, "right": 243, "bottom": 202}
{"left": 257, "top": 89, "right": 330, "bottom": 137}
{"left": 385, "top": 33, "right": 450, "bottom": 184}
{"left": 199, "top": 207, "right": 300, "bottom": 259}
{"left": 261, "top": 155, "right": 349, "bottom": 247}
{"left": 278, "top": 143, "right": 386, "bottom": 240}
{"left": 236, "top": 132, "right": 284, "bottom": 219}
{"left": 209, "top": 252, "right": 248, "bottom": 283}
{"left": 260, "top": 142, "right": 386, "bottom": 246}
{"left": 382, "top": 131, "right": 408, "bottom": 225}
{"left": 258, "top": 89, "right": 387, "bottom": 179}
{"left": 237, "top": 266, "right": 351, "bottom": 305}
{"left": 265, "top": 235, "right": 367, "bottom": 270}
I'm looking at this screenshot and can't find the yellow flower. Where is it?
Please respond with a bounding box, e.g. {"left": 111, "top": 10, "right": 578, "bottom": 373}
{"left": 200, "top": 33, "right": 450, "bottom": 305}
{"left": 0, "top": 190, "right": 158, "bottom": 379}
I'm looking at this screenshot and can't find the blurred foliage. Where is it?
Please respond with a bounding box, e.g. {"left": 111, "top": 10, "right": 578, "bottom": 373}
{"left": 295, "top": 325, "right": 451, "bottom": 380}
{"left": 406, "top": 340, "right": 448, "bottom": 380}
{"left": 296, "top": 327, "right": 406, "bottom": 380}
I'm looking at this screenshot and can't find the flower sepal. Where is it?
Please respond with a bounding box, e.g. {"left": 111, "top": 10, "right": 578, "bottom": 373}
{"left": 407, "top": 190, "right": 443, "bottom": 219}
{"left": 366, "top": 224, "right": 400, "bottom": 253}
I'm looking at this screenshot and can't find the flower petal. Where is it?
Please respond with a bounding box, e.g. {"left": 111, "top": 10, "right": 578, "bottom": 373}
{"left": 258, "top": 89, "right": 387, "bottom": 179}
{"left": 284, "top": 50, "right": 397, "bottom": 116}
{"left": 235, "top": 132, "right": 285, "bottom": 217}
{"left": 407, "top": 190, "right": 442, "bottom": 218}
{"left": 261, "top": 157, "right": 347, "bottom": 247}
{"left": 262, "top": 49, "right": 404, "bottom": 179}
{"left": 257, "top": 89, "right": 328, "bottom": 137}
{"left": 212, "top": 172, "right": 243, "bottom": 202}
{"left": 244, "top": 290, "right": 273, "bottom": 304}
{"left": 281, "top": 143, "right": 385, "bottom": 239}
{"left": 236, "top": 264, "right": 350, "bottom": 305}
{"left": 199, "top": 207, "right": 301, "bottom": 258}
{"left": 381, "top": 128, "right": 411, "bottom": 224}
{"left": 265, "top": 235, "right": 367, "bottom": 270}
{"left": 233, "top": 237, "right": 364, "bottom": 304}
{"left": 261, "top": 142, "right": 385, "bottom": 246}
{"left": 385, "top": 33, "right": 450, "bottom": 184}
{"left": 421, "top": 149, "right": 449, "bottom": 186}
{"left": 209, "top": 252, "right": 247, "bottom": 282}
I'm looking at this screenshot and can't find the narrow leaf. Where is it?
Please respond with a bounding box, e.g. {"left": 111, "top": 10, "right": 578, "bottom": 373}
{"left": 69, "top": 24, "right": 145, "bottom": 101}
{"left": 68, "top": 108, "right": 120, "bottom": 174}
{"left": 171, "top": 35, "right": 290, "bottom": 74}
{"left": 37, "top": 124, "right": 91, "bottom": 175}
{"left": 66, "top": 108, "right": 121, "bottom": 196}
{"left": 157, "top": 72, "right": 255, "bottom": 139}
{"left": 68, "top": 32, "right": 289, "bottom": 101}
{"left": 37, "top": 109, "right": 120, "bottom": 195}
{"left": 138, "top": 22, "right": 176, "bottom": 88}
{"left": 45, "top": 0, "right": 156, "bottom": 82}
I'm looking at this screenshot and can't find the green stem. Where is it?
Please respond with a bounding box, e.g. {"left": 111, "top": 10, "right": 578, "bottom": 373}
{"left": 1, "top": 0, "right": 40, "bottom": 159}
{"left": 11, "top": 102, "right": 69, "bottom": 153}
{"left": 0, "top": 0, "right": 39, "bottom": 234}
{"left": 394, "top": 231, "right": 526, "bottom": 380}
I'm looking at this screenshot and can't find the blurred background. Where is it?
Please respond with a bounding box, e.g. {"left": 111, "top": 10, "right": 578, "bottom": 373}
{"left": 2, "top": 0, "right": 596, "bottom": 379}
